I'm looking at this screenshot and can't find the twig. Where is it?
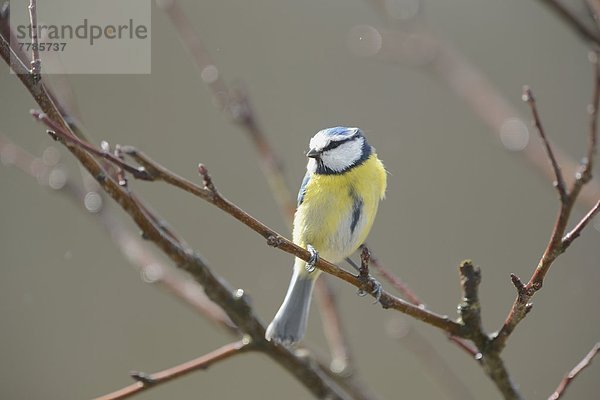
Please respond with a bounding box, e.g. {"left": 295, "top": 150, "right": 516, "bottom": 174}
{"left": 28, "top": 0, "right": 40, "bottom": 76}
{"left": 548, "top": 342, "right": 600, "bottom": 400}
{"left": 537, "top": 0, "right": 600, "bottom": 47}
{"left": 358, "top": 246, "right": 371, "bottom": 283}
{"left": 0, "top": 3, "right": 29, "bottom": 68}
{"left": 31, "top": 111, "right": 153, "bottom": 181}
{"left": 522, "top": 86, "right": 568, "bottom": 202}
{"left": 457, "top": 261, "right": 486, "bottom": 346}
{"left": 94, "top": 340, "right": 252, "bottom": 400}
{"left": 562, "top": 200, "right": 600, "bottom": 246}
{"left": 494, "top": 66, "right": 600, "bottom": 351}
{"left": 572, "top": 52, "right": 600, "bottom": 194}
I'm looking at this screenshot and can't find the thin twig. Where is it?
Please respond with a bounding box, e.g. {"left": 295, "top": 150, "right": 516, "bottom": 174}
{"left": 94, "top": 340, "right": 253, "bottom": 400}
{"left": 31, "top": 111, "right": 153, "bottom": 181}
{"left": 0, "top": 3, "right": 29, "bottom": 69}
{"left": 358, "top": 246, "right": 371, "bottom": 283}
{"left": 562, "top": 200, "right": 600, "bottom": 247}
{"left": 28, "top": 0, "right": 40, "bottom": 76}
{"left": 494, "top": 65, "right": 600, "bottom": 351}
{"left": 522, "top": 86, "right": 568, "bottom": 202}
{"left": 548, "top": 342, "right": 600, "bottom": 400}
{"left": 571, "top": 52, "right": 600, "bottom": 197}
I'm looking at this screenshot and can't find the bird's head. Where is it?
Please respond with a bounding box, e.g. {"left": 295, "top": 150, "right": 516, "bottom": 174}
{"left": 306, "top": 127, "right": 372, "bottom": 175}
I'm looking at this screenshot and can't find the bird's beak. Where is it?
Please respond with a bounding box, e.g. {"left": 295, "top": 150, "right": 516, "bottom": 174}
{"left": 306, "top": 148, "right": 321, "bottom": 158}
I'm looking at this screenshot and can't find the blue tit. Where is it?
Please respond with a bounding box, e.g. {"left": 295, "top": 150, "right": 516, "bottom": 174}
{"left": 265, "top": 126, "right": 387, "bottom": 345}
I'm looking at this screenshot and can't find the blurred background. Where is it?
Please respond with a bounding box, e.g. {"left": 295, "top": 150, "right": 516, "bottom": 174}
{"left": 1, "top": 0, "right": 599, "bottom": 399}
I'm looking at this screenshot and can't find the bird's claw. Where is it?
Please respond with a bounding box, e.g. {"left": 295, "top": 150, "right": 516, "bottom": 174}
{"left": 357, "top": 277, "right": 383, "bottom": 304}
{"left": 305, "top": 244, "right": 319, "bottom": 273}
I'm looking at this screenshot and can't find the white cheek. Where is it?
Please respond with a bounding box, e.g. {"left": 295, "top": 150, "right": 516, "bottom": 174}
{"left": 321, "top": 139, "right": 363, "bottom": 172}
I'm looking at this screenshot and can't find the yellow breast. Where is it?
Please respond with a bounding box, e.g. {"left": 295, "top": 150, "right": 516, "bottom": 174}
{"left": 293, "top": 154, "right": 386, "bottom": 263}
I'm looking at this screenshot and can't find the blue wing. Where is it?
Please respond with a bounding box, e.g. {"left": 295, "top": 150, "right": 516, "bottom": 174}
{"left": 297, "top": 172, "right": 311, "bottom": 206}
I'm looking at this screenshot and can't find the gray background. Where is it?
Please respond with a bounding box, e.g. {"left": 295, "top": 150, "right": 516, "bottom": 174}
{"left": 1, "top": 1, "right": 599, "bottom": 399}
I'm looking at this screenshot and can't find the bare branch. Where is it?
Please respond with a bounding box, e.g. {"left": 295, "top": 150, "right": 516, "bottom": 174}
{"left": 571, "top": 53, "right": 600, "bottom": 198}
{"left": 548, "top": 342, "right": 600, "bottom": 400}
{"left": 31, "top": 111, "right": 153, "bottom": 181}
{"left": 94, "top": 340, "right": 252, "bottom": 400}
{"left": 457, "top": 261, "right": 486, "bottom": 347}
{"left": 27, "top": 0, "right": 40, "bottom": 76}
{"left": 494, "top": 66, "right": 600, "bottom": 351}
{"left": 586, "top": 54, "right": 599, "bottom": 178}
{"left": 0, "top": 3, "right": 29, "bottom": 69}
{"left": 457, "top": 261, "right": 523, "bottom": 400}
{"left": 522, "top": 86, "right": 568, "bottom": 202}
{"left": 358, "top": 246, "right": 371, "bottom": 283}
{"left": 562, "top": 200, "right": 600, "bottom": 247}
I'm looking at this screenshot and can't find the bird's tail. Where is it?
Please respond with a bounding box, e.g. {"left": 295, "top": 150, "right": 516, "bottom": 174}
{"left": 265, "top": 265, "right": 318, "bottom": 345}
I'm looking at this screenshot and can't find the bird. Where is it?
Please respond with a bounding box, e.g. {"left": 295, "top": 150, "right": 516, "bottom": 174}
{"left": 265, "top": 126, "right": 387, "bottom": 345}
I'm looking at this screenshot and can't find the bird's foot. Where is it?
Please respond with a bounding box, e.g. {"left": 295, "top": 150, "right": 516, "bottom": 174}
{"left": 305, "top": 244, "right": 319, "bottom": 273}
{"left": 357, "top": 276, "right": 383, "bottom": 304}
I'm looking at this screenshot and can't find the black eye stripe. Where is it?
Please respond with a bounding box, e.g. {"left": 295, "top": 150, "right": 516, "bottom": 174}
{"left": 322, "top": 134, "right": 359, "bottom": 152}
